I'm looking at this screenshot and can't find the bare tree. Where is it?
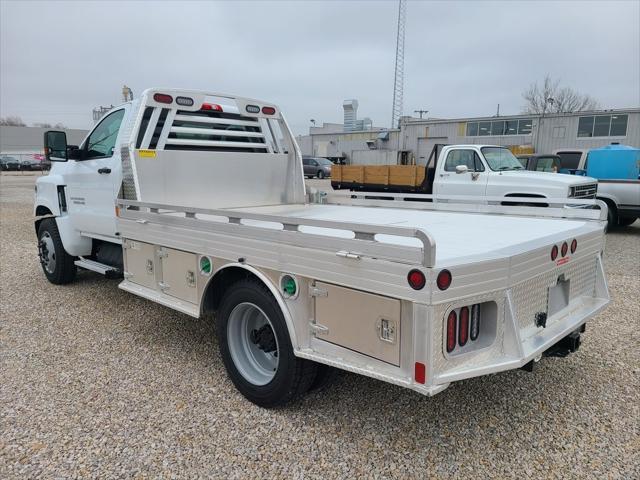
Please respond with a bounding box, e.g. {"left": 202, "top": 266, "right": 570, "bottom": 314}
{"left": 0, "top": 116, "right": 26, "bottom": 126}
{"left": 523, "top": 75, "right": 599, "bottom": 114}
{"left": 33, "top": 122, "right": 52, "bottom": 128}
{"left": 53, "top": 122, "right": 67, "bottom": 129}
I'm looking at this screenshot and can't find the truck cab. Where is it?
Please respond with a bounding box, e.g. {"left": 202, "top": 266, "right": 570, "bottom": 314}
{"left": 35, "top": 104, "right": 131, "bottom": 257}
{"left": 431, "top": 145, "right": 598, "bottom": 201}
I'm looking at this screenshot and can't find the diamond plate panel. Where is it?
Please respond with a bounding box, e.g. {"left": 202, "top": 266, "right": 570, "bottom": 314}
{"left": 120, "top": 146, "right": 137, "bottom": 200}
{"left": 511, "top": 256, "right": 597, "bottom": 340}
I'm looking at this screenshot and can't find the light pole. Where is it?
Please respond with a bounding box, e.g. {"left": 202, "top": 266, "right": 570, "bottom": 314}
{"left": 414, "top": 109, "right": 429, "bottom": 119}
{"left": 534, "top": 97, "right": 554, "bottom": 152}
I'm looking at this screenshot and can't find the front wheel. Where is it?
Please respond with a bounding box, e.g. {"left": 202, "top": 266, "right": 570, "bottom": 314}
{"left": 37, "top": 218, "right": 76, "bottom": 284}
{"left": 217, "top": 279, "right": 317, "bottom": 407}
{"left": 618, "top": 216, "right": 637, "bottom": 227}
{"left": 317, "top": 170, "right": 325, "bottom": 179}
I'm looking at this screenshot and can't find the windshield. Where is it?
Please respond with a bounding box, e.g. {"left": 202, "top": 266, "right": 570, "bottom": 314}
{"left": 481, "top": 147, "right": 525, "bottom": 171}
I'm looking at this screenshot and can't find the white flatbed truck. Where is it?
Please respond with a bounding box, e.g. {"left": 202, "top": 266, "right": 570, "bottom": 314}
{"left": 35, "top": 88, "right": 610, "bottom": 407}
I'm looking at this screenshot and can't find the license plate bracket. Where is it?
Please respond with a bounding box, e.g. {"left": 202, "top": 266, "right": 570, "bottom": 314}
{"left": 548, "top": 275, "right": 570, "bottom": 318}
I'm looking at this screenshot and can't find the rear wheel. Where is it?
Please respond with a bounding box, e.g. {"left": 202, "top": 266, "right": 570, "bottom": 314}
{"left": 217, "top": 279, "right": 317, "bottom": 407}
{"left": 37, "top": 218, "right": 76, "bottom": 284}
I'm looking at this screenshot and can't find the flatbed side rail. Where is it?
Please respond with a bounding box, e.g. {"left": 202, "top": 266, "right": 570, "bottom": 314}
{"left": 117, "top": 199, "right": 437, "bottom": 268}
{"left": 325, "top": 192, "right": 607, "bottom": 222}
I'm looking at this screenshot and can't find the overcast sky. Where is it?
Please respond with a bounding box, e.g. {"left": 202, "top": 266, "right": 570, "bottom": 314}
{"left": 1, "top": 0, "right": 639, "bottom": 134}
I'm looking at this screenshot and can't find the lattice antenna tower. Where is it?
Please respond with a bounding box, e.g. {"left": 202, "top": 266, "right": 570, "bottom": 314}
{"left": 391, "top": 0, "right": 407, "bottom": 129}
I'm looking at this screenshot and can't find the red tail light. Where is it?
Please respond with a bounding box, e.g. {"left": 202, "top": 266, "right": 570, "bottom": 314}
{"left": 551, "top": 245, "right": 558, "bottom": 261}
{"left": 201, "top": 103, "right": 223, "bottom": 111}
{"left": 561, "top": 242, "right": 568, "bottom": 257}
{"left": 407, "top": 269, "right": 426, "bottom": 290}
{"left": 570, "top": 239, "right": 577, "bottom": 254}
{"left": 470, "top": 304, "right": 480, "bottom": 341}
{"left": 459, "top": 307, "right": 469, "bottom": 346}
{"left": 153, "top": 93, "right": 173, "bottom": 104}
{"left": 446, "top": 311, "right": 457, "bottom": 353}
{"left": 436, "top": 269, "right": 452, "bottom": 290}
{"left": 414, "top": 362, "right": 426, "bottom": 384}
{"left": 262, "top": 106, "right": 276, "bottom": 115}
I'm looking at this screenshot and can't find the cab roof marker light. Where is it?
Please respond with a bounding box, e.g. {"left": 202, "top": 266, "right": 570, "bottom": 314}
{"left": 175, "top": 96, "right": 194, "bottom": 107}
{"left": 153, "top": 93, "right": 173, "bottom": 104}
{"left": 201, "top": 103, "right": 223, "bottom": 111}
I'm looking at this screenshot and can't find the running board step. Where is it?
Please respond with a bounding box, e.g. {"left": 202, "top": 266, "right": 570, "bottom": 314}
{"left": 75, "top": 258, "right": 122, "bottom": 278}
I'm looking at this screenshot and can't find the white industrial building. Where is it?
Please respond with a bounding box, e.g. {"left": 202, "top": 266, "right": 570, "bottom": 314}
{"left": 1, "top": 126, "right": 88, "bottom": 155}
{"left": 298, "top": 107, "right": 640, "bottom": 165}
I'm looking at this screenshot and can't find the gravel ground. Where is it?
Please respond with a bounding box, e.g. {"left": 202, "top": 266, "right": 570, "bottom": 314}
{"left": 1, "top": 173, "right": 639, "bottom": 479}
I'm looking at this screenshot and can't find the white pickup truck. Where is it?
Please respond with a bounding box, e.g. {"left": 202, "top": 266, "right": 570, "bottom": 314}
{"left": 35, "top": 88, "right": 610, "bottom": 407}
{"left": 333, "top": 144, "right": 599, "bottom": 204}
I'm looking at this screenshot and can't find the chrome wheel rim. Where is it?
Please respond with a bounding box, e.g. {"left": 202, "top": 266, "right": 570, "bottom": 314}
{"left": 39, "top": 232, "right": 56, "bottom": 274}
{"left": 227, "top": 302, "right": 279, "bottom": 386}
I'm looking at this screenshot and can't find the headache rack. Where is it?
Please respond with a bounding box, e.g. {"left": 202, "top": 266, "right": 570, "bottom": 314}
{"left": 132, "top": 90, "right": 286, "bottom": 154}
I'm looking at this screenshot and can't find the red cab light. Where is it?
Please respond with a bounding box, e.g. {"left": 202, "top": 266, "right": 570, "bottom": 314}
{"left": 262, "top": 106, "right": 276, "bottom": 115}
{"left": 570, "top": 239, "right": 577, "bottom": 254}
{"left": 551, "top": 245, "right": 558, "bottom": 261}
{"left": 459, "top": 307, "right": 469, "bottom": 347}
{"left": 414, "top": 362, "right": 426, "bottom": 384}
{"left": 407, "top": 269, "right": 426, "bottom": 290}
{"left": 201, "top": 103, "right": 223, "bottom": 111}
{"left": 561, "top": 242, "right": 568, "bottom": 257}
{"left": 153, "top": 93, "right": 173, "bottom": 104}
{"left": 436, "top": 269, "right": 452, "bottom": 291}
{"left": 446, "top": 311, "right": 457, "bottom": 353}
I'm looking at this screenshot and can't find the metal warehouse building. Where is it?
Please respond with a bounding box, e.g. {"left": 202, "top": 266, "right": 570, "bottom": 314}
{"left": 299, "top": 108, "right": 640, "bottom": 165}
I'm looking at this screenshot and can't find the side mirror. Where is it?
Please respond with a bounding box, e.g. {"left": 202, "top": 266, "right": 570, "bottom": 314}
{"left": 44, "top": 131, "right": 68, "bottom": 162}
{"left": 455, "top": 165, "right": 469, "bottom": 174}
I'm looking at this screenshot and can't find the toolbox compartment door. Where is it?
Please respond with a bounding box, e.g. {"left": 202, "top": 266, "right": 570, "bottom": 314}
{"left": 123, "top": 240, "right": 157, "bottom": 289}
{"left": 314, "top": 282, "right": 401, "bottom": 366}
{"left": 160, "top": 248, "right": 198, "bottom": 304}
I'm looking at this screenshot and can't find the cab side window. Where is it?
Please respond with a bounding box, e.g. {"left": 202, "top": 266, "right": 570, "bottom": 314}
{"left": 444, "top": 150, "right": 485, "bottom": 172}
{"left": 84, "top": 109, "right": 125, "bottom": 159}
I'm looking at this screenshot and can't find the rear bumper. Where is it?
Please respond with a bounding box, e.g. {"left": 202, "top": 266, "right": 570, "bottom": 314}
{"left": 422, "top": 255, "right": 610, "bottom": 392}
{"left": 433, "top": 295, "right": 608, "bottom": 385}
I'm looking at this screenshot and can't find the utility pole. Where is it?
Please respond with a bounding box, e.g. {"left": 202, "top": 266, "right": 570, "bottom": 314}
{"left": 414, "top": 109, "right": 429, "bottom": 119}
{"left": 390, "top": 0, "right": 407, "bottom": 129}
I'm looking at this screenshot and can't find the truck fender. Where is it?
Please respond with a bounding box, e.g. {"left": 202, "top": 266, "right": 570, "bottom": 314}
{"left": 201, "top": 263, "right": 299, "bottom": 350}
{"left": 596, "top": 192, "right": 618, "bottom": 206}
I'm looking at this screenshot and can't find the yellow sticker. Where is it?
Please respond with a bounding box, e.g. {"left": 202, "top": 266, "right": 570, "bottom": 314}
{"left": 138, "top": 149, "right": 156, "bottom": 158}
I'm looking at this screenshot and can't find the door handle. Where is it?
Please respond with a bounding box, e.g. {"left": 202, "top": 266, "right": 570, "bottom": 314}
{"left": 98, "top": 167, "right": 111, "bottom": 174}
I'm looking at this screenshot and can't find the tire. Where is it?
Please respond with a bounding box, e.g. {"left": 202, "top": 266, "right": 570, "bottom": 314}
{"left": 317, "top": 170, "right": 325, "bottom": 179}
{"left": 605, "top": 202, "right": 618, "bottom": 231}
{"left": 308, "top": 363, "right": 339, "bottom": 392}
{"left": 618, "top": 216, "right": 637, "bottom": 227}
{"left": 37, "top": 218, "right": 76, "bottom": 284}
{"left": 217, "top": 279, "right": 317, "bottom": 408}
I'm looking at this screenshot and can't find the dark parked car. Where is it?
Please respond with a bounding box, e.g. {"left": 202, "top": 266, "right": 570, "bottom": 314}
{"left": 0, "top": 156, "right": 21, "bottom": 171}
{"left": 302, "top": 156, "right": 333, "bottom": 179}
{"left": 516, "top": 154, "right": 562, "bottom": 173}
{"left": 20, "top": 158, "right": 44, "bottom": 171}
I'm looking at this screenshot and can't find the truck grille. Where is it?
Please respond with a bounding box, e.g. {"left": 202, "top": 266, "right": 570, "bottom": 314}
{"left": 569, "top": 183, "right": 597, "bottom": 199}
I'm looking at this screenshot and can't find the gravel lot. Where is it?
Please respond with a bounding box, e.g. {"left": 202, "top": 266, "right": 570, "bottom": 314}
{"left": 1, "top": 173, "right": 639, "bottom": 479}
